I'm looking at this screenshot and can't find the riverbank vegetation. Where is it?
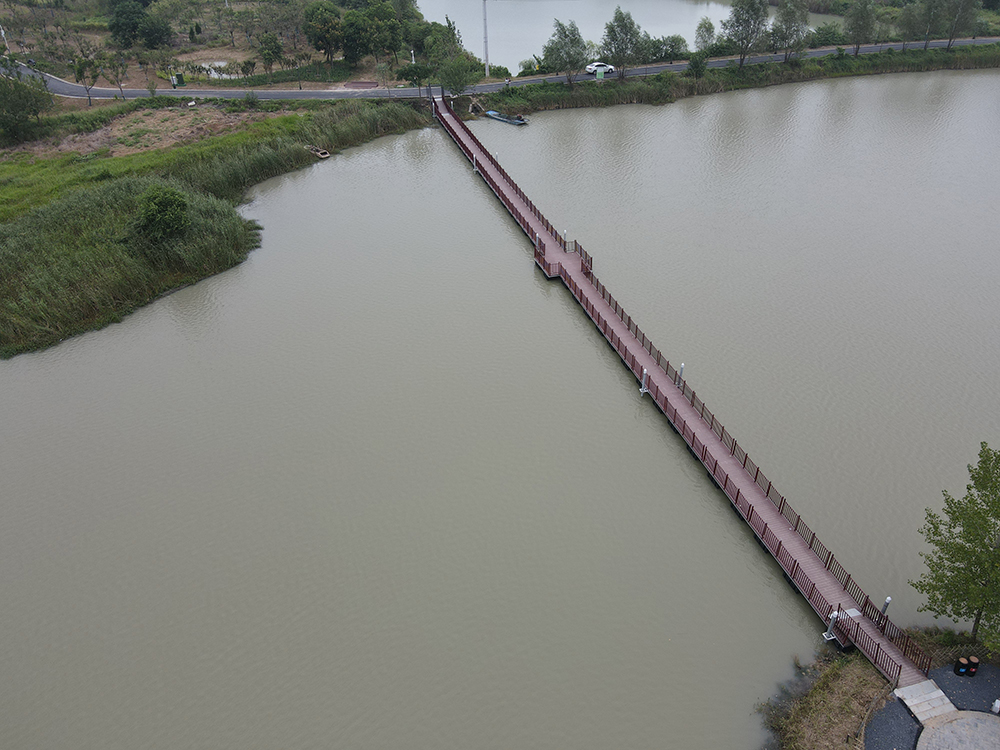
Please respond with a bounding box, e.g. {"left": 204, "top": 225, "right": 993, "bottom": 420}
{"left": 758, "top": 651, "right": 890, "bottom": 750}
{"left": 0, "top": 96, "right": 430, "bottom": 356}
{"left": 0, "top": 176, "right": 259, "bottom": 357}
{"left": 519, "top": 0, "right": 998, "bottom": 79}
{"left": 480, "top": 42, "right": 1000, "bottom": 114}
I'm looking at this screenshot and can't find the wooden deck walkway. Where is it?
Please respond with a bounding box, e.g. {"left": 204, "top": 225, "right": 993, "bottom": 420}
{"left": 432, "top": 96, "right": 931, "bottom": 688}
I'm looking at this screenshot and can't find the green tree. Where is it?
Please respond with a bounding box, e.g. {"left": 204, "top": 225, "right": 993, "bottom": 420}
{"left": 686, "top": 50, "right": 708, "bottom": 79}
{"left": 845, "top": 0, "right": 877, "bottom": 55}
{"left": 919, "top": 0, "right": 947, "bottom": 50}
{"left": 139, "top": 15, "right": 172, "bottom": 48}
{"left": 943, "top": 0, "right": 983, "bottom": 50}
{"left": 436, "top": 55, "right": 478, "bottom": 96}
{"left": 394, "top": 62, "right": 433, "bottom": 95}
{"left": 70, "top": 37, "right": 102, "bottom": 106}
{"left": 0, "top": 56, "right": 53, "bottom": 141}
{"left": 601, "top": 6, "right": 643, "bottom": 79}
{"left": 660, "top": 35, "right": 689, "bottom": 64}
{"left": 108, "top": 0, "right": 147, "bottom": 48}
{"left": 911, "top": 442, "right": 1000, "bottom": 649}
{"left": 542, "top": 19, "right": 589, "bottom": 85}
{"left": 365, "top": 2, "right": 402, "bottom": 64}
{"left": 341, "top": 9, "right": 373, "bottom": 67}
{"left": 104, "top": 53, "right": 131, "bottom": 99}
{"left": 424, "top": 16, "right": 463, "bottom": 68}
{"left": 721, "top": 0, "right": 770, "bottom": 67}
{"left": 304, "top": 1, "right": 342, "bottom": 65}
{"left": 771, "top": 0, "right": 809, "bottom": 62}
{"left": 899, "top": 4, "right": 925, "bottom": 49}
{"left": 695, "top": 17, "right": 715, "bottom": 52}
{"left": 258, "top": 32, "right": 284, "bottom": 79}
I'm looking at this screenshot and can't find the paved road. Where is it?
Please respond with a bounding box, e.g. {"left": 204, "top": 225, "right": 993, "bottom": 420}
{"left": 12, "top": 37, "right": 1000, "bottom": 102}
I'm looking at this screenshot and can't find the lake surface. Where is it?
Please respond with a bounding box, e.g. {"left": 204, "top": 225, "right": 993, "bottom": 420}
{"left": 417, "top": 0, "right": 839, "bottom": 72}
{"left": 2, "top": 69, "right": 999, "bottom": 749}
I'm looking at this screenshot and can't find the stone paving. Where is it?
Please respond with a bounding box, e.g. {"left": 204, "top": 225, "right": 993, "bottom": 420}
{"left": 914, "top": 712, "right": 1000, "bottom": 750}
{"left": 866, "top": 663, "right": 1000, "bottom": 750}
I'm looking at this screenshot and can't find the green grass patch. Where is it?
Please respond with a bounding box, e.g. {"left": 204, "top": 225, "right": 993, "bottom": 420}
{"left": 0, "top": 176, "right": 260, "bottom": 357}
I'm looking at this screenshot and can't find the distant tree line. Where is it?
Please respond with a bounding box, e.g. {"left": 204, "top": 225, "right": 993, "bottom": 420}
{"left": 524, "top": 0, "right": 989, "bottom": 80}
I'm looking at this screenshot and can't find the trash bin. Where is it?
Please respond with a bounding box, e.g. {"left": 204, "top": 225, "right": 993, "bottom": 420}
{"left": 954, "top": 657, "right": 969, "bottom": 675}
{"left": 176, "top": 73, "right": 186, "bottom": 87}
{"left": 967, "top": 656, "right": 979, "bottom": 676}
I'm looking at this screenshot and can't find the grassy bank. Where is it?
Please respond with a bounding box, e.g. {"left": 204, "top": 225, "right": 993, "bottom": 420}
{"left": 759, "top": 651, "right": 890, "bottom": 750}
{"left": 0, "top": 176, "right": 259, "bottom": 357}
{"left": 1, "top": 98, "right": 431, "bottom": 223}
{"left": 0, "top": 98, "right": 431, "bottom": 356}
{"left": 480, "top": 43, "right": 1000, "bottom": 113}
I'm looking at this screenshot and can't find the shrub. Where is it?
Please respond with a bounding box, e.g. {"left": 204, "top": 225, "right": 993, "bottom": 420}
{"left": 135, "top": 185, "right": 190, "bottom": 242}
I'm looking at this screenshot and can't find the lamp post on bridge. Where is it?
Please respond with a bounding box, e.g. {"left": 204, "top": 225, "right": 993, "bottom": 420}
{"left": 822, "top": 610, "right": 840, "bottom": 642}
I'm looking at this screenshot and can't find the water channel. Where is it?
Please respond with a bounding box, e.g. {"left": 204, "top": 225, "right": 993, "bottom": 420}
{"left": 2, "top": 70, "right": 998, "bottom": 749}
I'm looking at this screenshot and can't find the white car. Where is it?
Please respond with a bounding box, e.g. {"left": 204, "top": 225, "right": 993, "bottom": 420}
{"left": 585, "top": 62, "right": 615, "bottom": 75}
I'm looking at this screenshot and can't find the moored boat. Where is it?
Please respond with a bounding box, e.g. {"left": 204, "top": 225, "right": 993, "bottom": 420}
{"left": 484, "top": 110, "right": 527, "bottom": 126}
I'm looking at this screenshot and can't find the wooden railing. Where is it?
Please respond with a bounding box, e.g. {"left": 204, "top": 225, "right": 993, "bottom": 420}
{"left": 432, "top": 95, "right": 930, "bottom": 683}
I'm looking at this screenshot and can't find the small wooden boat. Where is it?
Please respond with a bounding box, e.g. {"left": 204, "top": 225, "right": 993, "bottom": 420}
{"left": 304, "top": 144, "right": 330, "bottom": 159}
{"left": 485, "top": 110, "right": 527, "bottom": 126}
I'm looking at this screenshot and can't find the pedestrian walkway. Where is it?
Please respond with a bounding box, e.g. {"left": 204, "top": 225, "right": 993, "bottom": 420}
{"left": 895, "top": 680, "right": 958, "bottom": 724}
{"left": 430, "top": 92, "right": 934, "bottom": 688}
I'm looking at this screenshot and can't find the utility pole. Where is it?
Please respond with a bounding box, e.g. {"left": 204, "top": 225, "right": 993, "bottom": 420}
{"left": 482, "top": 0, "right": 489, "bottom": 78}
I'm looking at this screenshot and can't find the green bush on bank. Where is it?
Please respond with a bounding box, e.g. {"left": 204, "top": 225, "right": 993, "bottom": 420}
{"left": 0, "top": 176, "right": 260, "bottom": 357}
{"left": 479, "top": 44, "right": 1000, "bottom": 113}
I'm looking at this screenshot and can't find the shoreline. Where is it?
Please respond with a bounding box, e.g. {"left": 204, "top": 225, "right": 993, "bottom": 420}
{"left": 3, "top": 44, "right": 999, "bottom": 357}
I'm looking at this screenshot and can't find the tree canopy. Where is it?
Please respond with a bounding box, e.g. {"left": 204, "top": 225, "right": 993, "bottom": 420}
{"left": 0, "top": 57, "right": 53, "bottom": 141}
{"left": 845, "top": 0, "right": 877, "bottom": 55}
{"left": 910, "top": 442, "right": 1000, "bottom": 649}
{"left": 694, "top": 17, "right": 715, "bottom": 52}
{"left": 721, "top": 0, "right": 769, "bottom": 67}
{"left": 542, "top": 19, "right": 589, "bottom": 84}
{"left": 772, "top": 0, "right": 810, "bottom": 62}
{"left": 303, "top": 1, "right": 341, "bottom": 63}
{"left": 601, "top": 6, "right": 642, "bottom": 79}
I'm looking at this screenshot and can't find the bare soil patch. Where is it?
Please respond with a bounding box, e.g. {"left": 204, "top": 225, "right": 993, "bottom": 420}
{"left": 19, "top": 105, "right": 286, "bottom": 157}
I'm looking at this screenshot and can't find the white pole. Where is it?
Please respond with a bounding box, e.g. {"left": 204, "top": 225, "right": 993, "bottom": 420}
{"left": 483, "top": 0, "right": 489, "bottom": 78}
{"left": 880, "top": 596, "right": 892, "bottom": 615}
{"left": 822, "top": 610, "right": 840, "bottom": 641}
